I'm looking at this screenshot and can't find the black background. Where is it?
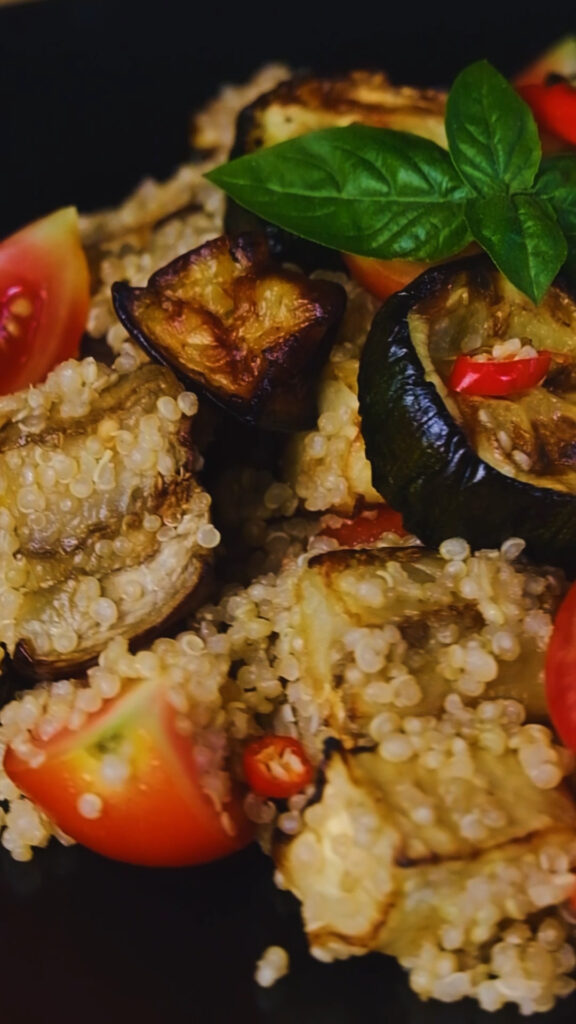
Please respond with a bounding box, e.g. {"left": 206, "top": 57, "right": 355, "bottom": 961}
{"left": 1, "top": 0, "right": 576, "bottom": 236}
{"left": 2, "top": 2, "right": 576, "bottom": 1022}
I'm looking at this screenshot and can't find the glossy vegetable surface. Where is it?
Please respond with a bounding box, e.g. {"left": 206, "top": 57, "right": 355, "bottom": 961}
{"left": 519, "top": 81, "right": 576, "bottom": 146}
{"left": 113, "top": 233, "right": 346, "bottom": 432}
{"left": 243, "top": 736, "right": 313, "bottom": 799}
{"left": 0, "top": 207, "right": 90, "bottom": 395}
{"left": 341, "top": 253, "right": 431, "bottom": 300}
{"left": 358, "top": 256, "right": 576, "bottom": 572}
{"left": 4, "top": 674, "right": 253, "bottom": 867}
{"left": 448, "top": 351, "right": 551, "bottom": 395}
{"left": 546, "top": 580, "right": 576, "bottom": 751}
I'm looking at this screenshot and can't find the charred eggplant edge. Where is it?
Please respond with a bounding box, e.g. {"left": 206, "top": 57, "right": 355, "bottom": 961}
{"left": 358, "top": 254, "right": 576, "bottom": 575}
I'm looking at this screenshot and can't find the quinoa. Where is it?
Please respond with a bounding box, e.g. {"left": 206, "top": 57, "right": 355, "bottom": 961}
{"left": 0, "top": 66, "right": 574, "bottom": 1016}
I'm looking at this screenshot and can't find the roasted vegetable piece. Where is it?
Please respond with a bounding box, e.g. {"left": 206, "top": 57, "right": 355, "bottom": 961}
{"left": 227, "top": 72, "right": 447, "bottom": 267}
{"left": 291, "top": 547, "right": 561, "bottom": 729}
{"left": 233, "top": 70, "right": 447, "bottom": 154}
{"left": 276, "top": 745, "right": 576, "bottom": 1009}
{"left": 358, "top": 256, "right": 576, "bottom": 573}
{"left": 112, "top": 233, "right": 346, "bottom": 431}
{"left": 0, "top": 356, "right": 214, "bottom": 676}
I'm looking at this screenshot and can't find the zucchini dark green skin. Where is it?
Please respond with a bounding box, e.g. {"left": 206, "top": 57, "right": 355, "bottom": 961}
{"left": 358, "top": 256, "right": 576, "bottom": 574}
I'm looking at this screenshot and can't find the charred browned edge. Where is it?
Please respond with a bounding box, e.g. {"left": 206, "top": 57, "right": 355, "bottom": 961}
{"left": 232, "top": 70, "right": 446, "bottom": 156}
{"left": 9, "top": 559, "right": 216, "bottom": 684}
{"left": 308, "top": 545, "right": 433, "bottom": 575}
{"left": 112, "top": 232, "right": 346, "bottom": 432}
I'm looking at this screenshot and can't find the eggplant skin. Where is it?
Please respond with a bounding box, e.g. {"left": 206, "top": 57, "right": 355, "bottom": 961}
{"left": 358, "top": 255, "right": 576, "bottom": 575}
{"left": 112, "top": 233, "right": 346, "bottom": 432}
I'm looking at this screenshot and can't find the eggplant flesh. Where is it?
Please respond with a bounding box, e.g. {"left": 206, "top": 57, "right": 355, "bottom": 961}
{"left": 292, "top": 546, "right": 562, "bottom": 729}
{"left": 0, "top": 357, "right": 214, "bottom": 677}
{"left": 232, "top": 70, "right": 447, "bottom": 156}
{"left": 276, "top": 747, "right": 576, "bottom": 992}
{"left": 112, "top": 233, "right": 346, "bottom": 432}
{"left": 358, "top": 256, "right": 576, "bottom": 573}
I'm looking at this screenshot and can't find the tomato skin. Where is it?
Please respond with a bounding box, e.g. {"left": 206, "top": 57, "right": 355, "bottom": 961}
{"left": 342, "top": 252, "right": 431, "bottom": 301}
{"left": 518, "top": 82, "right": 576, "bottom": 146}
{"left": 448, "top": 352, "right": 551, "bottom": 396}
{"left": 243, "top": 736, "right": 313, "bottom": 799}
{"left": 322, "top": 505, "right": 406, "bottom": 546}
{"left": 4, "top": 679, "right": 253, "bottom": 867}
{"left": 545, "top": 581, "right": 576, "bottom": 752}
{"left": 0, "top": 207, "right": 90, "bottom": 395}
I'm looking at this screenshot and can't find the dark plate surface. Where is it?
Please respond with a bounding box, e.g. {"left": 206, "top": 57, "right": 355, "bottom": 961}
{"left": 1, "top": 2, "right": 576, "bottom": 1022}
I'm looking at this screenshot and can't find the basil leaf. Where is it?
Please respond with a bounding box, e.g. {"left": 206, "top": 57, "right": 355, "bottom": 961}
{"left": 535, "top": 155, "right": 576, "bottom": 280}
{"left": 446, "top": 61, "right": 541, "bottom": 196}
{"left": 466, "top": 193, "right": 566, "bottom": 303}
{"left": 207, "top": 125, "right": 473, "bottom": 260}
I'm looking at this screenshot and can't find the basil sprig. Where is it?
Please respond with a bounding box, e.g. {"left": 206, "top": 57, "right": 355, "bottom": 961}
{"left": 207, "top": 60, "right": 576, "bottom": 304}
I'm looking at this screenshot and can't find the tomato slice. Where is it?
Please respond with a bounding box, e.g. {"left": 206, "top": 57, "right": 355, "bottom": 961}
{"left": 343, "top": 245, "right": 480, "bottom": 302}
{"left": 4, "top": 675, "right": 253, "bottom": 867}
{"left": 243, "top": 736, "right": 313, "bottom": 799}
{"left": 448, "top": 351, "right": 551, "bottom": 396}
{"left": 545, "top": 581, "right": 576, "bottom": 752}
{"left": 518, "top": 81, "right": 576, "bottom": 146}
{"left": 321, "top": 505, "right": 407, "bottom": 547}
{"left": 342, "top": 252, "right": 433, "bottom": 301}
{"left": 0, "top": 207, "right": 90, "bottom": 395}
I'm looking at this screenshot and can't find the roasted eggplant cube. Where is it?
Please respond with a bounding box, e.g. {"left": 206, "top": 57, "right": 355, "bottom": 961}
{"left": 112, "top": 233, "right": 346, "bottom": 431}
{"left": 359, "top": 255, "right": 576, "bottom": 573}
{"left": 227, "top": 71, "right": 447, "bottom": 267}
{"left": 0, "top": 357, "right": 214, "bottom": 677}
{"left": 233, "top": 71, "right": 447, "bottom": 154}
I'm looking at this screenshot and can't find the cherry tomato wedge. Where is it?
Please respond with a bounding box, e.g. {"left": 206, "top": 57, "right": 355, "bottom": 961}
{"left": 4, "top": 675, "right": 253, "bottom": 867}
{"left": 0, "top": 207, "right": 90, "bottom": 395}
{"left": 342, "top": 252, "right": 433, "bottom": 301}
{"left": 518, "top": 81, "right": 576, "bottom": 146}
{"left": 545, "top": 580, "right": 576, "bottom": 752}
{"left": 448, "top": 351, "right": 551, "bottom": 396}
{"left": 321, "top": 505, "right": 407, "bottom": 547}
{"left": 243, "top": 735, "right": 313, "bottom": 799}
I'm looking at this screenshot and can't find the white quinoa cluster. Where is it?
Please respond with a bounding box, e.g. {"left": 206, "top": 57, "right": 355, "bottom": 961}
{"left": 0, "top": 66, "right": 574, "bottom": 1016}
{"left": 283, "top": 272, "right": 382, "bottom": 513}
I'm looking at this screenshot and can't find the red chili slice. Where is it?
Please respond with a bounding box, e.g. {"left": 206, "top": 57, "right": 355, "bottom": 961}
{"left": 243, "top": 735, "right": 313, "bottom": 799}
{"left": 448, "top": 351, "right": 551, "bottom": 396}
{"left": 321, "top": 504, "right": 407, "bottom": 546}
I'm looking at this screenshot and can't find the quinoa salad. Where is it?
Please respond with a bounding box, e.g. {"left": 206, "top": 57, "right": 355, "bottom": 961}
{"left": 2, "top": 49, "right": 576, "bottom": 1018}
